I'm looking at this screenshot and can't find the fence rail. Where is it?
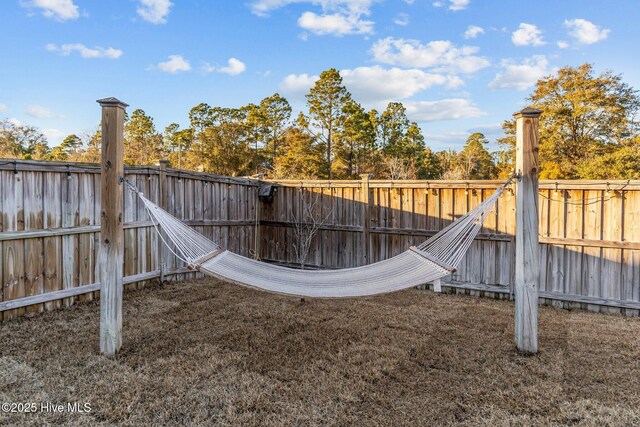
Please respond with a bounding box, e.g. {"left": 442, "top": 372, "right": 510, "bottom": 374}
{"left": 1, "top": 160, "right": 639, "bottom": 319}
{"left": 261, "top": 177, "right": 640, "bottom": 315}
{"left": 0, "top": 160, "right": 259, "bottom": 320}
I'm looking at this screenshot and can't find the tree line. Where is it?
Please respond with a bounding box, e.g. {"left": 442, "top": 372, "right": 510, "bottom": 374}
{"left": 2, "top": 63, "right": 639, "bottom": 179}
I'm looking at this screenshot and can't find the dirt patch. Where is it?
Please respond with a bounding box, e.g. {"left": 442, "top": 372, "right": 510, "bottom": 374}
{"left": 1, "top": 278, "right": 639, "bottom": 426}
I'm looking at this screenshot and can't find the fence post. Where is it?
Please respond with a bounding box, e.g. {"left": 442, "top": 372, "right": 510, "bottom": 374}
{"left": 360, "top": 174, "right": 372, "bottom": 265}
{"left": 158, "top": 159, "right": 169, "bottom": 282}
{"left": 514, "top": 107, "right": 542, "bottom": 354}
{"left": 97, "top": 97, "right": 127, "bottom": 357}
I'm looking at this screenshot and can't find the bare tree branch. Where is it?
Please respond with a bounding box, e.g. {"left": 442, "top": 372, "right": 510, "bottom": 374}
{"left": 290, "top": 189, "right": 332, "bottom": 269}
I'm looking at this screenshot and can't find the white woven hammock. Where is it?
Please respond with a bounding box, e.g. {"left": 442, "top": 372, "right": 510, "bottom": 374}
{"left": 127, "top": 181, "right": 509, "bottom": 298}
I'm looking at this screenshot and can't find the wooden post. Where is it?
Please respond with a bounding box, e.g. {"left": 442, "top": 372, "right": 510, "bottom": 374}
{"left": 360, "top": 174, "right": 372, "bottom": 265}
{"left": 158, "top": 159, "right": 169, "bottom": 282}
{"left": 514, "top": 107, "right": 542, "bottom": 353}
{"left": 98, "top": 97, "right": 128, "bottom": 357}
{"left": 433, "top": 278, "right": 442, "bottom": 293}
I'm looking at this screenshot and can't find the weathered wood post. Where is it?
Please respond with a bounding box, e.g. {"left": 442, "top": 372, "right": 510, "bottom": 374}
{"left": 360, "top": 174, "right": 372, "bottom": 265}
{"left": 514, "top": 107, "right": 542, "bottom": 353}
{"left": 433, "top": 278, "right": 442, "bottom": 293}
{"left": 158, "top": 159, "right": 169, "bottom": 282}
{"left": 98, "top": 97, "right": 127, "bottom": 357}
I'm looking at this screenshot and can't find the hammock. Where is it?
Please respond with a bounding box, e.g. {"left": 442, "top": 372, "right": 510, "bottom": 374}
{"left": 126, "top": 179, "right": 511, "bottom": 298}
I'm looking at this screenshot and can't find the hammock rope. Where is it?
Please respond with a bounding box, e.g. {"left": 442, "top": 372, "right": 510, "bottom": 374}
{"left": 124, "top": 177, "right": 514, "bottom": 298}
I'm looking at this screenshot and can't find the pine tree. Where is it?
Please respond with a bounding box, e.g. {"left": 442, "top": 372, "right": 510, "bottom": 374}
{"left": 456, "top": 132, "right": 496, "bottom": 179}
{"left": 334, "top": 100, "right": 377, "bottom": 178}
{"left": 273, "top": 126, "right": 324, "bottom": 179}
{"left": 306, "top": 68, "right": 351, "bottom": 179}
{"left": 124, "top": 109, "right": 164, "bottom": 165}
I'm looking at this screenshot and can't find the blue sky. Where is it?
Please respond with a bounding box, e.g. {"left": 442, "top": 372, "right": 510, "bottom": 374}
{"left": 1, "top": 0, "right": 637, "bottom": 151}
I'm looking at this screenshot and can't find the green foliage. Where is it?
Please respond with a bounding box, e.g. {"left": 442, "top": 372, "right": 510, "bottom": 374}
{"left": 124, "top": 109, "right": 164, "bottom": 165}
{"left": 61, "top": 134, "right": 82, "bottom": 153}
{"left": 164, "top": 123, "right": 194, "bottom": 169}
{"left": 0, "top": 119, "right": 48, "bottom": 159}
{"left": 8, "top": 64, "right": 640, "bottom": 183}
{"left": 273, "top": 127, "right": 325, "bottom": 179}
{"left": 333, "top": 100, "right": 377, "bottom": 178}
{"left": 497, "top": 63, "right": 640, "bottom": 179}
{"left": 45, "top": 134, "right": 86, "bottom": 162}
{"left": 81, "top": 128, "right": 102, "bottom": 163}
{"left": 47, "top": 145, "right": 68, "bottom": 161}
{"left": 377, "top": 102, "right": 427, "bottom": 179}
{"left": 575, "top": 145, "right": 640, "bottom": 179}
{"left": 199, "top": 121, "right": 253, "bottom": 176}
{"left": 437, "top": 149, "right": 462, "bottom": 179}
{"left": 420, "top": 147, "right": 444, "bottom": 179}
{"left": 380, "top": 102, "right": 412, "bottom": 155}
{"left": 248, "top": 93, "right": 292, "bottom": 170}
{"left": 495, "top": 120, "right": 516, "bottom": 178}
{"left": 456, "top": 132, "right": 496, "bottom": 179}
{"left": 306, "top": 68, "right": 352, "bottom": 178}
{"left": 186, "top": 104, "right": 257, "bottom": 174}
{"left": 29, "top": 141, "right": 50, "bottom": 160}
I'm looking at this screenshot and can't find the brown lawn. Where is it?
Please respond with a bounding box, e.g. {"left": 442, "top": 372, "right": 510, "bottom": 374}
{"left": 1, "top": 278, "right": 639, "bottom": 426}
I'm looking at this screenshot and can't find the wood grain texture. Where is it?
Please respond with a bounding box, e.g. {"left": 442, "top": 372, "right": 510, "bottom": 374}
{"left": 514, "top": 108, "right": 541, "bottom": 353}
{"left": 2, "top": 156, "right": 640, "bottom": 320}
{"left": 98, "top": 99, "right": 126, "bottom": 357}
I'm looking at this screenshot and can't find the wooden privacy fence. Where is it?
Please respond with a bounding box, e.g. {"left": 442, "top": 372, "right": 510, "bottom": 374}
{"left": 0, "top": 160, "right": 259, "bottom": 320}
{"left": 261, "top": 177, "right": 640, "bottom": 315}
{"left": 1, "top": 159, "right": 639, "bottom": 319}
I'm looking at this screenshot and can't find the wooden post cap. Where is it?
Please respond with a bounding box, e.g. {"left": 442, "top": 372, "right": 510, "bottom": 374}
{"left": 513, "top": 107, "right": 542, "bottom": 119}
{"left": 96, "top": 97, "right": 129, "bottom": 109}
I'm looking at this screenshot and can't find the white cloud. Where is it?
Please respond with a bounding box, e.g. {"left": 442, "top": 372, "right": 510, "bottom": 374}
{"left": 371, "top": 37, "right": 490, "bottom": 74}
{"left": 23, "top": 0, "right": 79, "bottom": 21}
{"left": 46, "top": 43, "right": 123, "bottom": 59}
{"left": 25, "top": 105, "right": 60, "bottom": 119}
{"left": 0, "top": 103, "right": 7, "bottom": 114}
{"left": 280, "top": 66, "right": 463, "bottom": 106}
{"left": 156, "top": 55, "right": 191, "bottom": 73}
{"left": 563, "top": 18, "right": 610, "bottom": 44}
{"left": 405, "top": 99, "right": 484, "bottom": 122}
{"left": 449, "top": 0, "right": 470, "bottom": 10}
{"left": 43, "top": 128, "right": 66, "bottom": 145}
{"left": 8, "top": 118, "right": 23, "bottom": 127}
{"left": 394, "top": 13, "right": 409, "bottom": 26}
{"left": 341, "top": 66, "right": 463, "bottom": 104}
{"left": 557, "top": 40, "right": 569, "bottom": 49}
{"left": 298, "top": 11, "right": 373, "bottom": 35}
{"left": 466, "top": 123, "right": 502, "bottom": 134}
{"left": 201, "top": 63, "right": 216, "bottom": 73}
{"left": 511, "top": 23, "right": 545, "bottom": 46}
{"left": 489, "top": 55, "right": 549, "bottom": 90}
{"left": 405, "top": 0, "right": 414, "bottom": 4}
{"left": 464, "top": 25, "right": 484, "bottom": 39}
{"left": 250, "top": 0, "right": 291, "bottom": 17}
{"left": 201, "top": 58, "right": 247, "bottom": 76}
{"left": 137, "top": 0, "right": 173, "bottom": 24}
{"left": 250, "top": 0, "right": 373, "bottom": 16}
{"left": 249, "top": 0, "right": 375, "bottom": 36}
{"left": 279, "top": 73, "right": 319, "bottom": 98}
{"left": 433, "top": 0, "right": 469, "bottom": 10}
{"left": 219, "top": 58, "right": 247, "bottom": 75}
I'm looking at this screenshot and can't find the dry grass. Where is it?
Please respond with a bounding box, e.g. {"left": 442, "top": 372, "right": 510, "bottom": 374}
{"left": 1, "top": 278, "right": 639, "bottom": 426}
